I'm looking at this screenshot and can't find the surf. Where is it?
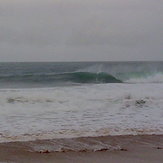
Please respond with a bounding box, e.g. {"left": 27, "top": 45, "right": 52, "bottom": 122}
{"left": 0, "top": 72, "right": 122, "bottom": 84}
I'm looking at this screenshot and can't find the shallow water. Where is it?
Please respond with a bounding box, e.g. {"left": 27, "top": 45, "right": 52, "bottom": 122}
{"left": 0, "top": 83, "right": 163, "bottom": 142}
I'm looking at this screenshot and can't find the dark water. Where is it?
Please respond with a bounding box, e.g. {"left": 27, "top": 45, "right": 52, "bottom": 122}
{"left": 0, "top": 62, "right": 163, "bottom": 88}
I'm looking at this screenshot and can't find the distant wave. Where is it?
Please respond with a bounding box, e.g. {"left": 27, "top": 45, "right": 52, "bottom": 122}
{"left": 1, "top": 70, "right": 163, "bottom": 85}
{"left": 0, "top": 72, "right": 122, "bottom": 84}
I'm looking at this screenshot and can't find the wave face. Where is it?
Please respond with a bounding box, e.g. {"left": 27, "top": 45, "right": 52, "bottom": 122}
{"left": 0, "top": 61, "right": 163, "bottom": 88}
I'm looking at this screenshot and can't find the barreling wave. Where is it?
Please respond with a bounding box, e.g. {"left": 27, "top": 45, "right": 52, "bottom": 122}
{"left": 76, "top": 62, "right": 163, "bottom": 84}
{"left": 0, "top": 72, "right": 122, "bottom": 84}
{"left": 0, "top": 70, "right": 163, "bottom": 86}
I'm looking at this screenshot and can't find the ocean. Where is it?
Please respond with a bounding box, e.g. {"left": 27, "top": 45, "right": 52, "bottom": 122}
{"left": 0, "top": 61, "right": 163, "bottom": 142}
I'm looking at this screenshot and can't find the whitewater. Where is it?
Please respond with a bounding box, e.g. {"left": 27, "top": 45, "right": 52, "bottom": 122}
{"left": 0, "top": 83, "right": 163, "bottom": 142}
{"left": 0, "top": 62, "right": 163, "bottom": 142}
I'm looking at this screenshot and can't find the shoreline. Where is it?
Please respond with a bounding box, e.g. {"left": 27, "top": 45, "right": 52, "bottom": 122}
{"left": 0, "top": 135, "right": 163, "bottom": 163}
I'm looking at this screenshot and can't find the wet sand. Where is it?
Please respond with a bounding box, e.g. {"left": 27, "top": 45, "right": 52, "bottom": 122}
{"left": 0, "top": 135, "right": 163, "bottom": 163}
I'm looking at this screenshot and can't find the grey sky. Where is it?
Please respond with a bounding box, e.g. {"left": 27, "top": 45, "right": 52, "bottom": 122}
{"left": 0, "top": 0, "right": 163, "bottom": 61}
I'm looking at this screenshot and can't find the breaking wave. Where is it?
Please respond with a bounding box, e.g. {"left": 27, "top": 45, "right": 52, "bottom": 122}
{"left": 125, "top": 72, "right": 163, "bottom": 83}
{"left": 0, "top": 72, "right": 122, "bottom": 84}
{"left": 0, "top": 69, "right": 163, "bottom": 86}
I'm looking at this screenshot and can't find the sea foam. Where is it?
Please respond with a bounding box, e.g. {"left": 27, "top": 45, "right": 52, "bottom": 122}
{"left": 0, "top": 83, "right": 163, "bottom": 142}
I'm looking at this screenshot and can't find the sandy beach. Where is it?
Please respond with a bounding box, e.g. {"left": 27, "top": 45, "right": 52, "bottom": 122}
{"left": 0, "top": 135, "right": 162, "bottom": 163}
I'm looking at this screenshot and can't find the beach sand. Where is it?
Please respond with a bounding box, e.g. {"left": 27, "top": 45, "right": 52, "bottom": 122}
{"left": 0, "top": 135, "right": 162, "bottom": 163}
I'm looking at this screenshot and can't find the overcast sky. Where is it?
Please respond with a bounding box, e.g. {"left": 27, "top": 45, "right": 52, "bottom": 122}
{"left": 0, "top": 0, "right": 163, "bottom": 62}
